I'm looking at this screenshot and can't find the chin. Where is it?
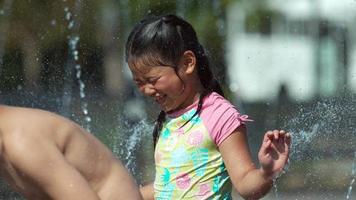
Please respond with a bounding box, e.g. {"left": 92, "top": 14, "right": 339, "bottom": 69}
{"left": 159, "top": 102, "right": 180, "bottom": 113}
{"left": 160, "top": 105, "right": 174, "bottom": 113}
{"left": 163, "top": 107, "right": 172, "bottom": 113}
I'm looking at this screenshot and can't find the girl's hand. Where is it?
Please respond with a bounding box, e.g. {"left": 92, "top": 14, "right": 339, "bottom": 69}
{"left": 258, "top": 130, "right": 291, "bottom": 179}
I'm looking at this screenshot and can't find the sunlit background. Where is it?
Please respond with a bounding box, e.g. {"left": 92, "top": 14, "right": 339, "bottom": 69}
{"left": 0, "top": 0, "right": 355, "bottom": 199}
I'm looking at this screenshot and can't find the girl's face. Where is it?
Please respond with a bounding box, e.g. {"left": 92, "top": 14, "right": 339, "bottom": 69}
{"left": 128, "top": 54, "right": 197, "bottom": 113}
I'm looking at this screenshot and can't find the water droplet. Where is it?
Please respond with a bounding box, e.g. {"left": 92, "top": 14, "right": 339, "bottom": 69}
{"left": 85, "top": 116, "right": 91, "bottom": 122}
{"left": 50, "top": 20, "right": 57, "bottom": 26}
{"left": 65, "top": 11, "right": 71, "bottom": 21}
{"left": 80, "top": 92, "right": 85, "bottom": 98}
{"left": 76, "top": 71, "right": 81, "bottom": 79}
{"left": 68, "top": 21, "right": 74, "bottom": 29}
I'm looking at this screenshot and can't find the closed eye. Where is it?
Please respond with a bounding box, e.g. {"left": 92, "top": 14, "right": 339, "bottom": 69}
{"left": 148, "top": 77, "right": 159, "bottom": 84}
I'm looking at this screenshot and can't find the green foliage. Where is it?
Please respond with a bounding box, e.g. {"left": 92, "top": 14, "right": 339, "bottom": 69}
{"left": 244, "top": 7, "right": 280, "bottom": 35}
{"left": 0, "top": 0, "right": 234, "bottom": 91}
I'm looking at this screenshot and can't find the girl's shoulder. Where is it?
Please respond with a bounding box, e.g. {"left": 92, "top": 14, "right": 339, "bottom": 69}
{"left": 201, "top": 92, "right": 251, "bottom": 145}
{"left": 202, "top": 92, "right": 235, "bottom": 110}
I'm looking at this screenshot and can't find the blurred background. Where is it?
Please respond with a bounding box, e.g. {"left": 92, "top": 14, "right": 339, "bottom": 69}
{"left": 0, "top": 0, "right": 355, "bottom": 199}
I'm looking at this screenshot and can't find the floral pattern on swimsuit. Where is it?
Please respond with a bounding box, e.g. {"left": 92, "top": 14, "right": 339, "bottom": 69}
{"left": 154, "top": 92, "right": 250, "bottom": 200}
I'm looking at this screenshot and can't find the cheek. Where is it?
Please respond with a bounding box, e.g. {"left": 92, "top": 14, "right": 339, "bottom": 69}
{"left": 156, "top": 77, "right": 183, "bottom": 94}
{"left": 138, "top": 85, "right": 145, "bottom": 93}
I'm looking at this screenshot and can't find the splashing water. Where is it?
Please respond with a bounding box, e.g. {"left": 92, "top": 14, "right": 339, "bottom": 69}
{"left": 346, "top": 151, "right": 356, "bottom": 200}
{"left": 272, "top": 164, "right": 289, "bottom": 199}
{"left": 63, "top": 4, "right": 91, "bottom": 131}
{"left": 284, "top": 96, "right": 355, "bottom": 161}
{"left": 272, "top": 179, "right": 280, "bottom": 199}
{"left": 289, "top": 123, "right": 320, "bottom": 161}
{"left": 272, "top": 95, "right": 356, "bottom": 199}
{"left": 113, "top": 117, "right": 153, "bottom": 181}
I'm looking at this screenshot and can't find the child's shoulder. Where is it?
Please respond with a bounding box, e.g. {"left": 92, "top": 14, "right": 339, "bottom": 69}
{"left": 203, "top": 92, "right": 235, "bottom": 109}
{"left": 200, "top": 92, "right": 239, "bottom": 119}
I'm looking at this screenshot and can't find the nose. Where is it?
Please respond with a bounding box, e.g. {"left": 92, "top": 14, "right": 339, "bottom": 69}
{"left": 140, "top": 84, "right": 156, "bottom": 97}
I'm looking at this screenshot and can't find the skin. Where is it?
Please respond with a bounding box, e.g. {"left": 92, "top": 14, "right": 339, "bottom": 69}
{"left": 129, "top": 51, "right": 202, "bottom": 114}
{"left": 128, "top": 51, "right": 291, "bottom": 200}
{"left": 0, "top": 105, "right": 143, "bottom": 200}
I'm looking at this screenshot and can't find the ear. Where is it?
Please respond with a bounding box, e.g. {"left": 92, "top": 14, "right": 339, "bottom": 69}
{"left": 181, "top": 50, "right": 196, "bottom": 75}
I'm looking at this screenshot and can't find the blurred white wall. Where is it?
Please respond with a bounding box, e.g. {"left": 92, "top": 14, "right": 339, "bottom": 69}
{"left": 227, "top": 35, "right": 315, "bottom": 102}
{"left": 226, "top": 0, "right": 356, "bottom": 102}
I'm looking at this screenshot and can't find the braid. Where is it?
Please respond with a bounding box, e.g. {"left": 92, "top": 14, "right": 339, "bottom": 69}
{"left": 180, "top": 44, "right": 224, "bottom": 128}
{"left": 195, "top": 44, "right": 224, "bottom": 97}
{"left": 153, "top": 111, "right": 166, "bottom": 148}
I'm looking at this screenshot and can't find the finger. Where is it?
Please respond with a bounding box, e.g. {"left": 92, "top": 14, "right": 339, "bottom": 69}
{"left": 262, "top": 132, "right": 273, "bottom": 150}
{"left": 279, "top": 130, "right": 286, "bottom": 139}
{"left": 281, "top": 132, "right": 291, "bottom": 153}
{"left": 264, "top": 131, "right": 274, "bottom": 141}
{"left": 260, "top": 138, "right": 272, "bottom": 156}
{"left": 278, "top": 130, "right": 286, "bottom": 144}
{"left": 285, "top": 132, "right": 292, "bottom": 146}
{"left": 273, "top": 130, "right": 279, "bottom": 140}
{"left": 271, "top": 138, "right": 284, "bottom": 153}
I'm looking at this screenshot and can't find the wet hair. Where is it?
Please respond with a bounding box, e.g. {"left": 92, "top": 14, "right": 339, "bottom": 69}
{"left": 125, "top": 14, "right": 224, "bottom": 147}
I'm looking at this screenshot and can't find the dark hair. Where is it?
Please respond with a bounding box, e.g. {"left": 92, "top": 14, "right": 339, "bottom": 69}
{"left": 125, "top": 14, "right": 224, "bottom": 147}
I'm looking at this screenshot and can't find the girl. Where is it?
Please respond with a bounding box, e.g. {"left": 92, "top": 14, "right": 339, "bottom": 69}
{"left": 125, "top": 14, "right": 291, "bottom": 200}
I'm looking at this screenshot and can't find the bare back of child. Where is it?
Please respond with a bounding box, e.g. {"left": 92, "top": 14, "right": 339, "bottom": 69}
{"left": 0, "top": 105, "right": 142, "bottom": 200}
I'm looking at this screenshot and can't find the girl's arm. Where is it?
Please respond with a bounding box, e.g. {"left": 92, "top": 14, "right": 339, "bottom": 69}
{"left": 140, "top": 182, "right": 154, "bottom": 200}
{"left": 219, "top": 125, "right": 291, "bottom": 200}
